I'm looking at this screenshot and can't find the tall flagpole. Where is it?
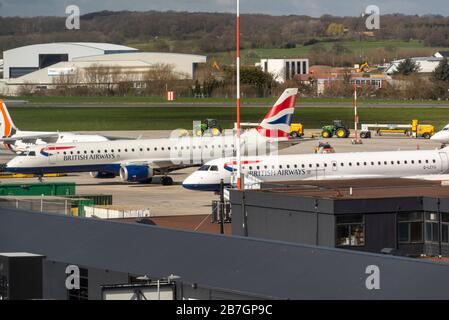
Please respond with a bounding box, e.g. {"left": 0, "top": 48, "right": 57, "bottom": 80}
{"left": 236, "top": 0, "right": 242, "bottom": 190}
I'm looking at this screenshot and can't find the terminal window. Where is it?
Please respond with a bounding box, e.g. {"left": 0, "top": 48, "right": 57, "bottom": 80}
{"left": 425, "top": 212, "right": 440, "bottom": 243}
{"left": 9, "top": 67, "right": 39, "bottom": 78}
{"left": 336, "top": 214, "right": 365, "bottom": 247}
{"left": 398, "top": 212, "right": 423, "bottom": 243}
{"left": 39, "top": 54, "right": 69, "bottom": 69}
{"left": 442, "top": 213, "right": 449, "bottom": 244}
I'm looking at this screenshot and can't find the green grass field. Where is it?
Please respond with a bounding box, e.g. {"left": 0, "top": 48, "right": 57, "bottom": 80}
{"left": 210, "top": 40, "right": 449, "bottom": 65}
{"left": 7, "top": 106, "right": 449, "bottom": 132}
{"left": 4, "top": 95, "right": 449, "bottom": 105}
{"left": 126, "top": 39, "right": 449, "bottom": 65}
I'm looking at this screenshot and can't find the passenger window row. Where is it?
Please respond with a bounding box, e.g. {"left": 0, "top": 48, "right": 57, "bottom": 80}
{"left": 58, "top": 144, "right": 235, "bottom": 155}
{"left": 242, "top": 159, "right": 437, "bottom": 171}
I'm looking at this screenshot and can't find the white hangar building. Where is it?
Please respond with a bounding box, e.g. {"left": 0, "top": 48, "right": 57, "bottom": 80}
{"left": 3, "top": 42, "right": 138, "bottom": 79}
{"left": 1, "top": 42, "right": 207, "bottom": 95}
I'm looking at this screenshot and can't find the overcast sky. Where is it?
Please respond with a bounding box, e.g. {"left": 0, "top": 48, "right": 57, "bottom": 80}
{"left": 0, "top": 0, "right": 448, "bottom": 17}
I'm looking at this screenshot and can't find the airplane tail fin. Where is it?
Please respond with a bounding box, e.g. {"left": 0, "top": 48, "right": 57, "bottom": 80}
{"left": 0, "top": 100, "right": 17, "bottom": 138}
{"left": 256, "top": 88, "right": 298, "bottom": 139}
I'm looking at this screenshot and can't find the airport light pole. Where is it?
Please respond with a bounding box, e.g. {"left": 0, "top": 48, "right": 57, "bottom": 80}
{"left": 236, "top": 0, "right": 242, "bottom": 190}
{"left": 352, "top": 84, "right": 363, "bottom": 145}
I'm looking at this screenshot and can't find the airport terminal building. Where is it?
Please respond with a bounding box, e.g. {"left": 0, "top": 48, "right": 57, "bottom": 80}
{"left": 0, "top": 42, "right": 207, "bottom": 95}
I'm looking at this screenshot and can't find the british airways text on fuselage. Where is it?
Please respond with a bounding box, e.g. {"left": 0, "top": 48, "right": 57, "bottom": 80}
{"left": 62, "top": 153, "right": 117, "bottom": 161}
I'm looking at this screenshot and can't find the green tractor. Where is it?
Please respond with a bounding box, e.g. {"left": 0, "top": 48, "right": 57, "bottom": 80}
{"left": 321, "top": 120, "right": 350, "bottom": 139}
{"left": 194, "top": 119, "right": 223, "bottom": 137}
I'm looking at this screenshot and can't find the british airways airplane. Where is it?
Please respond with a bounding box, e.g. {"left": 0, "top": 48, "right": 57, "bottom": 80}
{"left": 182, "top": 147, "right": 449, "bottom": 191}
{"left": 0, "top": 100, "right": 109, "bottom": 153}
{"left": 5, "top": 88, "right": 299, "bottom": 185}
{"left": 431, "top": 124, "right": 449, "bottom": 145}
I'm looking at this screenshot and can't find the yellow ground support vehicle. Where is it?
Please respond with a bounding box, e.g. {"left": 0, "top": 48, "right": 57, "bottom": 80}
{"left": 411, "top": 120, "right": 435, "bottom": 139}
{"left": 290, "top": 123, "right": 304, "bottom": 138}
{"left": 360, "top": 120, "right": 435, "bottom": 139}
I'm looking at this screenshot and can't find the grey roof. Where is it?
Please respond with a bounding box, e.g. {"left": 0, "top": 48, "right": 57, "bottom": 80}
{"left": 2, "top": 208, "right": 449, "bottom": 299}
{"left": 4, "top": 42, "right": 137, "bottom": 54}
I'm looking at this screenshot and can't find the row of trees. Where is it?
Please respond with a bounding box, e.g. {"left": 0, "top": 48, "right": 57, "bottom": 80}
{"left": 16, "top": 57, "right": 449, "bottom": 100}
{"left": 2, "top": 11, "right": 449, "bottom": 55}
{"left": 19, "top": 63, "right": 276, "bottom": 98}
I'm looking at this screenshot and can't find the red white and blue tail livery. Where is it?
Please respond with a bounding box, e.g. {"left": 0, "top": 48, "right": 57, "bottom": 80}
{"left": 256, "top": 88, "right": 298, "bottom": 139}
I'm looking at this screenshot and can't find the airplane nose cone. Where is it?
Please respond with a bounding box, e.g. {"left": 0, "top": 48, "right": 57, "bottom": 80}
{"left": 182, "top": 174, "right": 221, "bottom": 192}
{"left": 431, "top": 133, "right": 443, "bottom": 141}
{"left": 182, "top": 175, "right": 199, "bottom": 190}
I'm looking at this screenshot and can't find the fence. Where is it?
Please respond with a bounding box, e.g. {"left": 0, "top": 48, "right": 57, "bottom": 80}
{"left": 0, "top": 198, "right": 72, "bottom": 215}
{"left": 84, "top": 206, "right": 151, "bottom": 219}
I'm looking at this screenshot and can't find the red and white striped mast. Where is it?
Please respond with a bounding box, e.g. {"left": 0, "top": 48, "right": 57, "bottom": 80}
{"left": 236, "top": 0, "right": 242, "bottom": 190}
{"left": 352, "top": 84, "right": 362, "bottom": 144}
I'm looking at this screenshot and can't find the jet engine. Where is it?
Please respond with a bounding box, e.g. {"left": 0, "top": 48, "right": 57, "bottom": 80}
{"left": 119, "top": 165, "right": 153, "bottom": 183}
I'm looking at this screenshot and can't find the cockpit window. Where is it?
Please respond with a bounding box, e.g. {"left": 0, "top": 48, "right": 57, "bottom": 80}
{"left": 210, "top": 166, "right": 219, "bottom": 171}
{"left": 28, "top": 151, "right": 36, "bottom": 156}
{"left": 199, "top": 165, "right": 210, "bottom": 171}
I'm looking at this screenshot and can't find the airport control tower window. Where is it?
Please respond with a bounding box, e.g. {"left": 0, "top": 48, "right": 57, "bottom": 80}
{"left": 398, "top": 212, "right": 423, "bottom": 244}
{"left": 336, "top": 214, "right": 365, "bottom": 247}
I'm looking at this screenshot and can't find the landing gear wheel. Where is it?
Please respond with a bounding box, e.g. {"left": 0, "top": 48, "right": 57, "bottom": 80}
{"left": 161, "top": 176, "right": 174, "bottom": 186}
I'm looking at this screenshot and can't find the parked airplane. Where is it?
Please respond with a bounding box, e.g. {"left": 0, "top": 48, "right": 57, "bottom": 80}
{"left": 0, "top": 100, "right": 109, "bottom": 153}
{"left": 182, "top": 147, "right": 449, "bottom": 191}
{"left": 5, "top": 88, "right": 299, "bottom": 185}
{"left": 431, "top": 124, "right": 449, "bottom": 144}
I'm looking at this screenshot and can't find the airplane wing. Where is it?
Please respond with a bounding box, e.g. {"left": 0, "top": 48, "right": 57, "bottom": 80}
{"left": 0, "top": 133, "right": 60, "bottom": 144}
{"left": 100, "top": 135, "right": 138, "bottom": 141}
{"left": 278, "top": 137, "right": 318, "bottom": 150}
{"left": 403, "top": 174, "right": 449, "bottom": 181}
{"left": 120, "top": 158, "right": 199, "bottom": 174}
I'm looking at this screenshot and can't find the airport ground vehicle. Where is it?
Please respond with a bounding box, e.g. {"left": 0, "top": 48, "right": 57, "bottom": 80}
{"left": 314, "top": 142, "right": 335, "bottom": 154}
{"left": 360, "top": 120, "right": 435, "bottom": 139}
{"left": 321, "top": 120, "right": 350, "bottom": 139}
{"left": 194, "top": 119, "right": 222, "bottom": 137}
{"left": 289, "top": 123, "right": 304, "bottom": 138}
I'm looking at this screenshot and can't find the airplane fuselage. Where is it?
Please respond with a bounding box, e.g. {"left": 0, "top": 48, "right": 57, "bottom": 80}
{"left": 183, "top": 148, "right": 449, "bottom": 191}
{"left": 6, "top": 132, "right": 274, "bottom": 176}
